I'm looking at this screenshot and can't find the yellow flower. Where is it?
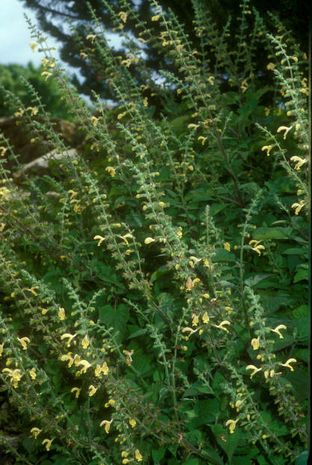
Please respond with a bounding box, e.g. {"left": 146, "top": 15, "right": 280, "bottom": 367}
{"left": 60, "top": 333, "right": 77, "bottom": 347}
{"left": 95, "top": 362, "right": 109, "bottom": 377}
{"left": 279, "top": 358, "right": 297, "bottom": 372}
{"left": 88, "top": 385, "right": 98, "bottom": 397}
{"left": 28, "top": 368, "right": 37, "bottom": 380}
{"left": 246, "top": 364, "right": 262, "bottom": 379}
{"left": 290, "top": 156, "right": 307, "bottom": 171}
{"left": 41, "top": 71, "right": 52, "bottom": 80}
{"left": 129, "top": 418, "right": 137, "bottom": 428}
{"left": 58, "top": 307, "right": 66, "bottom": 320}
{"left": 225, "top": 419, "right": 238, "bottom": 434}
{"left": 104, "top": 399, "right": 116, "bottom": 408}
{"left": 105, "top": 166, "right": 116, "bottom": 177}
{"left": 198, "top": 136, "right": 207, "bottom": 145}
{"left": 42, "top": 438, "right": 53, "bottom": 451}
{"left": 17, "top": 337, "right": 30, "bottom": 350}
{"left": 0, "top": 343, "right": 4, "bottom": 357}
{"left": 30, "top": 427, "right": 42, "bottom": 438}
{"left": 291, "top": 200, "right": 305, "bottom": 215}
{"left": 118, "top": 11, "right": 128, "bottom": 23}
{"left": 118, "top": 233, "right": 134, "bottom": 245}
{"left": 30, "top": 41, "right": 38, "bottom": 52}
{"left": 270, "top": 324, "right": 287, "bottom": 339}
{"left": 277, "top": 125, "right": 292, "bottom": 139}
{"left": 59, "top": 352, "right": 74, "bottom": 367}
{"left": 81, "top": 335, "right": 90, "bottom": 349}
{"left": 266, "top": 62, "right": 276, "bottom": 70}
{"left": 100, "top": 419, "right": 112, "bottom": 433}
{"left": 94, "top": 234, "right": 105, "bottom": 246}
{"left": 71, "top": 387, "right": 81, "bottom": 398}
{"left": 249, "top": 240, "right": 265, "bottom": 256}
{"left": 192, "top": 314, "right": 199, "bottom": 327}
{"left": 224, "top": 242, "right": 231, "bottom": 252}
{"left": 151, "top": 15, "right": 161, "bottom": 21}
{"left": 251, "top": 337, "right": 260, "bottom": 350}
{"left": 213, "top": 320, "right": 231, "bottom": 333}
{"left": 134, "top": 449, "right": 143, "bottom": 462}
{"left": 117, "top": 112, "right": 127, "bottom": 120}
{"left": 77, "top": 359, "right": 92, "bottom": 374}
{"left": 86, "top": 34, "right": 96, "bottom": 42}
{"left": 202, "top": 312, "right": 209, "bottom": 324}
{"left": 144, "top": 237, "right": 155, "bottom": 245}
{"left": 91, "top": 116, "right": 99, "bottom": 127}
{"left": 143, "top": 97, "right": 148, "bottom": 107}
{"left": 0, "top": 146, "right": 8, "bottom": 157}
{"left": 261, "top": 145, "right": 274, "bottom": 156}
{"left": 123, "top": 349, "right": 134, "bottom": 366}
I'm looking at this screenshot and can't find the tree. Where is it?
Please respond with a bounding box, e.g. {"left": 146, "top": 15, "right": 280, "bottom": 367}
{"left": 0, "top": 63, "right": 71, "bottom": 118}
{"left": 20, "top": 0, "right": 308, "bottom": 98}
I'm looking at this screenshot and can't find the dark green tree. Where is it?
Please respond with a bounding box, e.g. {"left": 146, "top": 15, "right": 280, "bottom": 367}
{"left": 0, "top": 63, "right": 71, "bottom": 118}
{"left": 20, "top": 0, "right": 308, "bottom": 98}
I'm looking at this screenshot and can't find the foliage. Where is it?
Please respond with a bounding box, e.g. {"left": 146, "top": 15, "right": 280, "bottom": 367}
{"left": 0, "top": 1, "right": 309, "bottom": 464}
{"left": 20, "top": 0, "right": 309, "bottom": 97}
{"left": 0, "top": 63, "right": 71, "bottom": 118}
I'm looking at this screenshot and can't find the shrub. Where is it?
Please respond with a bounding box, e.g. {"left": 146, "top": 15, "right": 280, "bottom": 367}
{"left": 0, "top": 1, "right": 308, "bottom": 464}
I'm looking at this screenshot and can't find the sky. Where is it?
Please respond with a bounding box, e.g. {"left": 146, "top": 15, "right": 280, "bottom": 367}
{"left": 0, "top": 0, "right": 61, "bottom": 67}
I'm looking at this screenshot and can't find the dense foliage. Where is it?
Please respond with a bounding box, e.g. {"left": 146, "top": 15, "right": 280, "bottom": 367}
{"left": 0, "top": 63, "right": 71, "bottom": 118}
{"left": 20, "top": 0, "right": 309, "bottom": 97}
{"left": 0, "top": 1, "right": 309, "bottom": 465}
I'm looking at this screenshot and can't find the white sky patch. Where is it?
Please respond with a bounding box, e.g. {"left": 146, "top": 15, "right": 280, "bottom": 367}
{"left": 0, "top": 0, "right": 61, "bottom": 66}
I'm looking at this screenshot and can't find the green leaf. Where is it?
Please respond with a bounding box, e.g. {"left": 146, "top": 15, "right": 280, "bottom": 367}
{"left": 98, "top": 303, "right": 129, "bottom": 341}
{"left": 295, "top": 451, "right": 309, "bottom": 465}
{"left": 253, "top": 227, "right": 291, "bottom": 240}
{"left": 293, "top": 266, "right": 308, "bottom": 283}
{"left": 152, "top": 448, "right": 166, "bottom": 463}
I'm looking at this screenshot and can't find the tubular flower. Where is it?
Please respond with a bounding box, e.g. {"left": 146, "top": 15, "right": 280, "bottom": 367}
{"left": 42, "top": 438, "right": 53, "bottom": 451}
{"left": 213, "top": 320, "right": 231, "bottom": 333}
{"left": 28, "top": 368, "right": 37, "bottom": 380}
{"left": 249, "top": 240, "right": 265, "bottom": 256}
{"left": 225, "top": 419, "right": 238, "bottom": 434}
{"left": 81, "top": 335, "right": 90, "bottom": 350}
{"left": 58, "top": 307, "right": 66, "bottom": 320}
{"left": 261, "top": 145, "right": 274, "bottom": 156}
{"left": 71, "top": 387, "right": 81, "bottom": 398}
{"left": 59, "top": 352, "right": 74, "bottom": 368}
{"left": 94, "top": 362, "right": 109, "bottom": 377}
{"left": 202, "top": 312, "right": 209, "bottom": 324}
{"left": 291, "top": 200, "right": 305, "bottom": 215}
{"left": 134, "top": 450, "right": 143, "bottom": 462}
{"left": 94, "top": 235, "right": 105, "bottom": 246}
{"left": 2, "top": 368, "right": 23, "bottom": 388}
{"left": 129, "top": 418, "right": 137, "bottom": 428}
{"left": 290, "top": 156, "right": 307, "bottom": 171}
{"left": 270, "top": 325, "right": 287, "bottom": 339}
{"left": 60, "top": 333, "right": 77, "bottom": 347}
{"left": 277, "top": 125, "right": 292, "bottom": 139}
{"left": 246, "top": 365, "right": 262, "bottom": 379}
{"left": 100, "top": 419, "right": 113, "bottom": 433}
{"left": 251, "top": 337, "right": 260, "bottom": 350}
{"left": 144, "top": 237, "right": 155, "bottom": 245}
{"left": 104, "top": 399, "right": 116, "bottom": 408}
{"left": 17, "top": 337, "right": 30, "bottom": 350}
{"left": 105, "top": 166, "right": 116, "bottom": 177}
{"left": 279, "top": 358, "right": 297, "bottom": 372}
{"left": 30, "top": 427, "right": 42, "bottom": 439}
{"left": 88, "top": 385, "right": 98, "bottom": 397}
{"left": 77, "top": 359, "right": 92, "bottom": 374}
{"left": 0, "top": 343, "right": 4, "bottom": 357}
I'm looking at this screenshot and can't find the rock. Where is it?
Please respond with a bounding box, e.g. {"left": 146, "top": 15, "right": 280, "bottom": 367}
{"left": 14, "top": 148, "right": 78, "bottom": 178}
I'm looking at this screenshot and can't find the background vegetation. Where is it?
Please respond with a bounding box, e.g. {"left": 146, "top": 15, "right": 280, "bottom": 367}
{"left": 0, "top": 1, "right": 309, "bottom": 465}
